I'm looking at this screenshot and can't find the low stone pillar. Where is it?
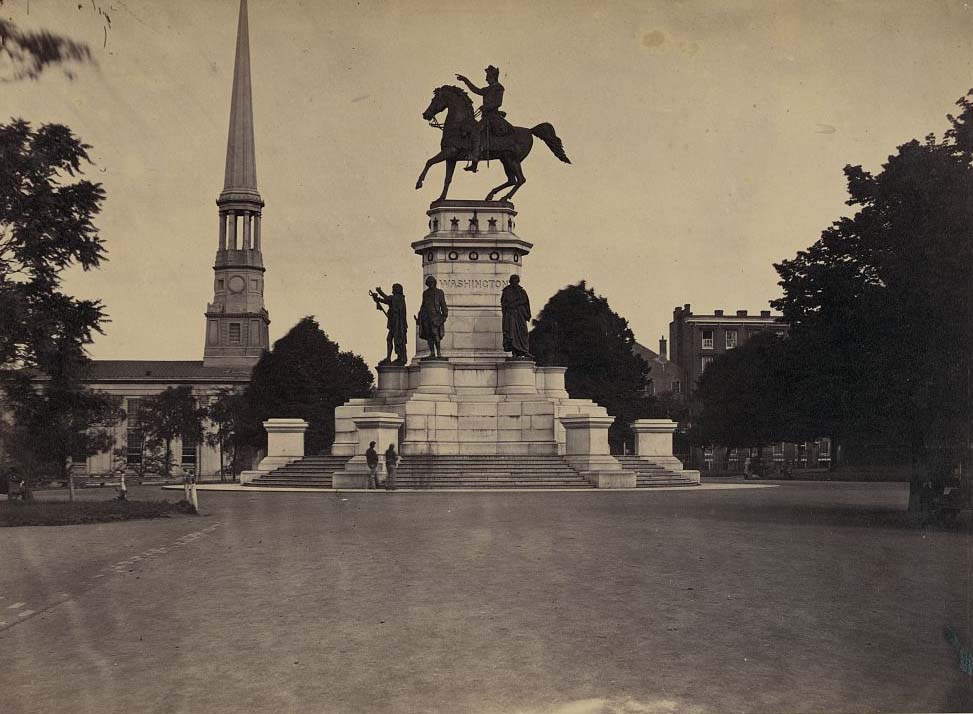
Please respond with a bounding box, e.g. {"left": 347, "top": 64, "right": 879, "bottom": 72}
{"left": 497, "top": 359, "right": 537, "bottom": 395}
{"left": 333, "top": 412, "right": 404, "bottom": 489}
{"left": 239, "top": 418, "right": 308, "bottom": 484}
{"left": 631, "top": 418, "right": 699, "bottom": 481}
{"left": 631, "top": 419, "right": 677, "bottom": 457}
{"left": 415, "top": 359, "right": 454, "bottom": 394}
{"left": 376, "top": 365, "right": 410, "bottom": 395}
{"left": 559, "top": 415, "right": 633, "bottom": 488}
{"left": 536, "top": 366, "right": 568, "bottom": 398}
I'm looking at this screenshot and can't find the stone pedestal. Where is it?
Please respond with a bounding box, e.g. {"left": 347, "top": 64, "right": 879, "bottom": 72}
{"left": 239, "top": 418, "right": 308, "bottom": 484}
{"left": 327, "top": 199, "right": 629, "bottom": 481}
{"left": 498, "top": 359, "right": 538, "bottom": 395}
{"left": 333, "top": 412, "right": 405, "bottom": 489}
{"left": 412, "top": 200, "right": 531, "bottom": 362}
{"left": 376, "top": 365, "right": 409, "bottom": 395}
{"left": 559, "top": 415, "right": 634, "bottom": 488}
{"left": 631, "top": 418, "right": 700, "bottom": 482}
{"left": 536, "top": 367, "right": 568, "bottom": 398}
{"left": 415, "top": 359, "right": 455, "bottom": 394}
{"left": 632, "top": 419, "right": 677, "bottom": 457}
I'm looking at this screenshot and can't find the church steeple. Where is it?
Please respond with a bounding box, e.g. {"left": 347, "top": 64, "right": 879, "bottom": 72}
{"left": 203, "top": 0, "right": 270, "bottom": 369}
{"left": 222, "top": 0, "right": 258, "bottom": 199}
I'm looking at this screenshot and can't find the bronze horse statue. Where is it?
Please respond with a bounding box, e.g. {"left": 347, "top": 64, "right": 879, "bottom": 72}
{"left": 415, "top": 85, "right": 571, "bottom": 202}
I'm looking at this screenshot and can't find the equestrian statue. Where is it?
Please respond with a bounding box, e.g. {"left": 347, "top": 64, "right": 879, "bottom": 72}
{"left": 415, "top": 65, "right": 571, "bottom": 203}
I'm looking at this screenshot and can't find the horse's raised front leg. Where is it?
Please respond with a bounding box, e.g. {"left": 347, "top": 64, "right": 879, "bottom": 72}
{"left": 416, "top": 151, "right": 445, "bottom": 190}
{"left": 437, "top": 159, "right": 457, "bottom": 202}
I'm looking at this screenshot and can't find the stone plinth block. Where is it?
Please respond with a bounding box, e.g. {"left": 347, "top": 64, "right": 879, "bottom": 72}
{"left": 240, "top": 418, "right": 308, "bottom": 483}
{"left": 560, "top": 414, "right": 628, "bottom": 487}
{"left": 537, "top": 366, "right": 569, "bottom": 398}
{"left": 631, "top": 419, "right": 678, "bottom": 458}
{"left": 333, "top": 412, "right": 404, "bottom": 489}
{"left": 376, "top": 365, "right": 410, "bottom": 394}
{"left": 497, "top": 359, "right": 538, "bottom": 395}
{"left": 415, "top": 359, "right": 455, "bottom": 394}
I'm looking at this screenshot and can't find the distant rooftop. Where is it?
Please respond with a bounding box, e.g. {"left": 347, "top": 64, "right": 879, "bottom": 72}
{"left": 81, "top": 360, "right": 253, "bottom": 383}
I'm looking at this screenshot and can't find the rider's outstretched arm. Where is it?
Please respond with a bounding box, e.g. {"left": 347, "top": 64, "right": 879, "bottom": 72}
{"left": 456, "top": 75, "right": 485, "bottom": 95}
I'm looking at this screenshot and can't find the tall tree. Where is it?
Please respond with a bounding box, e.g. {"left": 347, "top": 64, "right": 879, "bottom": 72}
{"left": 692, "top": 331, "right": 804, "bottom": 451}
{"left": 140, "top": 387, "right": 206, "bottom": 477}
{"left": 241, "top": 317, "right": 373, "bottom": 455}
{"left": 0, "top": 120, "right": 107, "bottom": 371}
{"left": 0, "top": 120, "right": 108, "bottom": 487}
{"left": 530, "top": 281, "right": 655, "bottom": 452}
{"left": 774, "top": 92, "right": 973, "bottom": 513}
{"left": 3, "top": 345, "right": 122, "bottom": 488}
{"left": 205, "top": 388, "right": 248, "bottom": 482}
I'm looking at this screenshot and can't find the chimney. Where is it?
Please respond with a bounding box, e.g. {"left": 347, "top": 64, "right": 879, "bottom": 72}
{"left": 659, "top": 336, "right": 668, "bottom": 360}
{"left": 714, "top": 309, "right": 724, "bottom": 317}
{"left": 760, "top": 310, "right": 771, "bottom": 317}
{"left": 736, "top": 309, "right": 748, "bottom": 317}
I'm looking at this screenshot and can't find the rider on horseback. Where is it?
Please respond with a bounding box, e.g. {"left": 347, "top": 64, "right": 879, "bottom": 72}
{"left": 455, "top": 65, "right": 513, "bottom": 173}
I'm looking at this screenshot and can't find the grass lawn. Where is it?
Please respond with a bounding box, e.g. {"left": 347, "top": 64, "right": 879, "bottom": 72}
{"left": 0, "top": 498, "right": 196, "bottom": 527}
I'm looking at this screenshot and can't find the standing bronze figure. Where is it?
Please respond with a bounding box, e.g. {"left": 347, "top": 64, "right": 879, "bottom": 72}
{"left": 415, "top": 70, "right": 571, "bottom": 203}
{"left": 416, "top": 275, "right": 448, "bottom": 359}
{"left": 370, "top": 284, "right": 408, "bottom": 365}
{"left": 501, "top": 274, "right": 532, "bottom": 359}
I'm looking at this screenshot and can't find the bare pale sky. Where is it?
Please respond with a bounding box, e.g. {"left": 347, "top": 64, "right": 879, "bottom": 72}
{"left": 4, "top": 0, "right": 973, "bottom": 365}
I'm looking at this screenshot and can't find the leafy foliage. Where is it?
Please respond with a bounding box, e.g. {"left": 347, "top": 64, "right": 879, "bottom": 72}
{"left": 530, "top": 281, "right": 656, "bottom": 451}
{"left": 692, "top": 331, "right": 802, "bottom": 448}
{"left": 771, "top": 91, "right": 973, "bottom": 501}
{"left": 205, "top": 388, "right": 248, "bottom": 481}
{"left": 0, "top": 120, "right": 106, "bottom": 371}
{"left": 239, "top": 317, "right": 374, "bottom": 454}
{"left": 3, "top": 346, "right": 123, "bottom": 484}
{"left": 0, "top": 19, "right": 95, "bottom": 82}
{"left": 140, "top": 387, "right": 207, "bottom": 477}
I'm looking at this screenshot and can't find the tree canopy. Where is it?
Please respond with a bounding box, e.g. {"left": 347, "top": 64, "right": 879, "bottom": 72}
{"left": 530, "top": 281, "right": 655, "bottom": 452}
{"left": 770, "top": 89, "right": 973, "bottom": 498}
{"left": 240, "top": 317, "right": 374, "bottom": 454}
{"left": 0, "top": 120, "right": 107, "bottom": 372}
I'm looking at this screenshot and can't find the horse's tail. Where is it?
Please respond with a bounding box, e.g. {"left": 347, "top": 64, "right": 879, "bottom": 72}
{"left": 531, "top": 123, "right": 571, "bottom": 164}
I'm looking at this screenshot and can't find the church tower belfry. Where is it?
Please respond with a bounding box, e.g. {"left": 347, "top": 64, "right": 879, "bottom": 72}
{"left": 203, "top": 0, "right": 270, "bottom": 368}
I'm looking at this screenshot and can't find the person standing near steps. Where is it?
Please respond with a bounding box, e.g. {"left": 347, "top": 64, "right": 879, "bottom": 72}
{"left": 365, "top": 441, "right": 380, "bottom": 490}
{"left": 385, "top": 444, "right": 399, "bottom": 491}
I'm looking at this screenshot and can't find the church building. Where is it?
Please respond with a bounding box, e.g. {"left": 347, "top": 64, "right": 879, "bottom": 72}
{"left": 71, "top": 0, "right": 269, "bottom": 478}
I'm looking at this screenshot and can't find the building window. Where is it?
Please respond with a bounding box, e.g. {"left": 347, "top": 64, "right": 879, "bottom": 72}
{"left": 229, "top": 323, "right": 242, "bottom": 344}
{"left": 703, "top": 446, "right": 714, "bottom": 470}
{"left": 701, "top": 356, "right": 714, "bottom": 373}
{"left": 672, "top": 380, "right": 681, "bottom": 395}
{"left": 71, "top": 434, "right": 88, "bottom": 465}
{"left": 726, "top": 330, "right": 738, "bottom": 350}
{"left": 216, "top": 279, "right": 225, "bottom": 291}
{"left": 818, "top": 438, "right": 831, "bottom": 465}
{"left": 773, "top": 442, "right": 784, "bottom": 462}
{"left": 181, "top": 433, "right": 197, "bottom": 470}
{"left": 701, "top": 329, "right": 714, "bottom": 350}
{"left": 126, "top": 398, "right": 143, "bottom": 466}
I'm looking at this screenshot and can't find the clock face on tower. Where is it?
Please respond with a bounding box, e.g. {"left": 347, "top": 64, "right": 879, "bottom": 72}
{"left": 228, "top": 275, "right": 246, "bottom": 293}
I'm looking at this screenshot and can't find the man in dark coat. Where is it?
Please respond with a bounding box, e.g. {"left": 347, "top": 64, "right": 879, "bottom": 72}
{"left": 501, "top": 274, "right": 532, "bottom": 358}
{"left": 384, "top": 444, "right": 399, "bottom": 491}
{"left": 371, "top": 283, "right": 408, "bottom": 365}
{"left": 365, "top": 441, "right": 380, "bottom": 489}
{"left": 417, "top": 275, "right": 448, "bottom": 358}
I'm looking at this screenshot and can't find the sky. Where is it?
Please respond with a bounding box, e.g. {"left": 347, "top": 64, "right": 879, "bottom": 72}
{"left": 4, "top": 0, "right": 973, "bottom": 366}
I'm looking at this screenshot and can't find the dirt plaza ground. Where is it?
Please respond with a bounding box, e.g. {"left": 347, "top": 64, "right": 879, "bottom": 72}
{"left": 0, "top": 481, "right": 971, "bottom": 714}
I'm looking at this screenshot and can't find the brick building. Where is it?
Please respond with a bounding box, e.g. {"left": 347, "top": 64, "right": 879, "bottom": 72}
{"left": 669, "top": 304, "right": 787, "bottom": 397}
{"left": 633, "top": 337, "right": 684, "bottom": 398}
